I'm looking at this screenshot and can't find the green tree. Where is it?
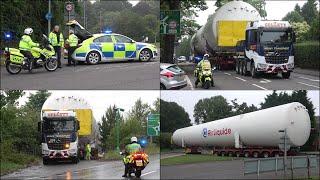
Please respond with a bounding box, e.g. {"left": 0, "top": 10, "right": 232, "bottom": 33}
{"left": 291, "top": 21, "right": 310, "bottom": 42}
{"left": 98, "top": 105, "right": 118, "bottom": 150}
{"left": 215, "top": 0, "right": 267, "bottom": 17}
{"left": 283, "top": 11, "right": 305, "bottom": 23}
{"left": 307, "top": 15, "right": 320, "bottom": 40}
{"left": 194, "top": 95, "right": 232, "bottom": 124}
{"left": 160, "top": 99, "right": 191, "bottom": 133}
{"left": 128, "top": 98, "right": 151, "bottom": 131}
{"left": 301, "top": 0, "right": 319, "bottom": 25}
{"left": 25, "top": 90, "right": 51, "bottom": 111}
{"left": 151, "top": 98, "right": 160, "bottom": 114}
{"left": 231, "top": 99, "right": 258, "bottom": 116}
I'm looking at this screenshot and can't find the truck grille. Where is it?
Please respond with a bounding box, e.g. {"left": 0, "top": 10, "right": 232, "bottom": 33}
{"left": 264, "top": 50, "right": 289, "bottom": 64}
{"left": 47, "top": 139, "right": 70, "bottom": 150}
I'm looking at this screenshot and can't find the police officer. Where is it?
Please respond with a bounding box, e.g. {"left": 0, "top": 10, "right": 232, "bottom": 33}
{"left": 49, "top": 25, "right": 64, "bottom": 68}
{"left": 122, "top": 137, "right": 141, "bottom": 177}
{"left": 85, "top": 143, "right": 91, "bottom": 160}
{"left": 195, "top": 54, "right": 212, "bottom": 83}
{"left": 66, "top": 30, "right": 78, "bottom": 66}
{"left": 19, "top": 28, "right": 39, "bottom": 71}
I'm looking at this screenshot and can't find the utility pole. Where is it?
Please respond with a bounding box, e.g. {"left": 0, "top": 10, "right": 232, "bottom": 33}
{"left": 115, "top": 107, "right": 124, "bottom": 151}
{"left": 48, "top": 0, "right": 51, "bottom": 35}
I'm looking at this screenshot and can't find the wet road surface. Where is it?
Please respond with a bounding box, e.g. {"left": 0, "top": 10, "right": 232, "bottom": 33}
{"left": 2, "top": 155, "right": 160, "bottom": 179}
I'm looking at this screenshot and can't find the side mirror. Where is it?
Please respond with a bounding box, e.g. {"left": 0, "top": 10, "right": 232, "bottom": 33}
{"left": 38, "top": 122, "right": 41, "bottom": 132}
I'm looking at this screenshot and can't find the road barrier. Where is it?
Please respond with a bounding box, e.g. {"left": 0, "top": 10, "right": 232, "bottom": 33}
{"left": 244, "top": 155, "right": 319, "bottom": 178}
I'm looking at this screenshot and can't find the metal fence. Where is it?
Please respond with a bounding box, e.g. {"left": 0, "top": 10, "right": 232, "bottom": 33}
{"left": 244, "top": 155, "right": 319, "bottom": 178}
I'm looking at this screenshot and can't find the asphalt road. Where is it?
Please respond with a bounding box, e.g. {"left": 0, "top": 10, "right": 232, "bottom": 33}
{"left": 182, "top": 70, "right": 320, "bottom": 90}
{"left": 2, "top": 155, "right": 160, "bottom": 179}
{"left": 1, "top": 59, "right": 159, "bottom": 90}
{"left": 161, "top": 158, "right": 319, "bottom": 179}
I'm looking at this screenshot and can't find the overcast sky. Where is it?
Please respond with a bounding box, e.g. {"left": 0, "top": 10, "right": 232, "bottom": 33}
{"left": 161, "top": 90, "right": 320, "bottom": 124}
{"left": 195, "top": 0, "right": 311, "bottom": 26}
{"left": 18, "top": 90, "right": 159, "bottom": 122}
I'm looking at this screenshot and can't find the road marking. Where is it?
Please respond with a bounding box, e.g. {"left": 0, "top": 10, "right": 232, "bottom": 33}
{"left": 297, "top": 82, "right": 320, "bottom": 89}
{"left": 224, "top": 72, "right": 232, "bottom": 76}
{"left": 141, "top": 170, "right": 156, "bottom": 177}
{"left": 234, "top": 76, "right": 247, "bottom": 82}
{"left": 252, "top": 84, "right": 268, "bottom": 90}
{"left": 262, "top": 78, "right": 271, "bottom": 82}
{"left": 185, "top": 75, "right": 194, "bottom": 90}
{"left": 298, "top": 76, "right": 320, "bottom": 82}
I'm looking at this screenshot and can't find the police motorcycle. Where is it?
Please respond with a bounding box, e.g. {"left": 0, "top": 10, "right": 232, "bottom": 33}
{"left": 120, "top": 150, "right": 149, "bottom": 178}
{"left": 194, "top": 55, "right": 216, "bottom": 89}
{"left": 4, "top": 34, "right": 57, "bottom": 74}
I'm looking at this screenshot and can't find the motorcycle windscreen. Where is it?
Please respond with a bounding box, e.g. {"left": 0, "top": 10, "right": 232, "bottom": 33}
{"left": 66, "top": 20, "right": 92, "bottom": 43}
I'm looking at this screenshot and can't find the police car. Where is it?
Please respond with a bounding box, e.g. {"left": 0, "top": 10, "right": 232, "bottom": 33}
{"left": 67, "top": 20, "right": 157, "bottom": 65}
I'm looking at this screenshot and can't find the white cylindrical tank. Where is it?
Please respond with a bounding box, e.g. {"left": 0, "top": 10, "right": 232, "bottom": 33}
{"left": 191, "top": 0, "right": 261, "bottom": 55}
{"left": 42, "top": 95, "right": 91, "bottom": 110}
{"left": 172, "top": 102, "right": 311, "bottom": 148}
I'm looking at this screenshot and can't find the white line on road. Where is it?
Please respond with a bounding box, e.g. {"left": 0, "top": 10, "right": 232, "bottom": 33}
{"left": 224, "top": 73, "right": 232, "bottom": 76}
{"left": 234, "top": 76, "right": 247, "bottom": 82}
{"left": 252, "top": 84, "right": 268, "bottom": 90}
{"left": 262, "top": 78, "right": 272, "bottom": 83}
{"left": 298, "top": 76, "right": 320, "bottom": 82}
{"left": 185, "top": 75, "right": 194, "bottom": 90}
{"left": 141, "top": 170, "right": 156, "bottom": 177}
{"left": 297, "top": 82, "right": 320, "bottom": 89}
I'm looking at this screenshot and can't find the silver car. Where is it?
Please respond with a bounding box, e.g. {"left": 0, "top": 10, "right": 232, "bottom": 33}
{"left": 160, "top": 63, "right": 187, "bottom": 90}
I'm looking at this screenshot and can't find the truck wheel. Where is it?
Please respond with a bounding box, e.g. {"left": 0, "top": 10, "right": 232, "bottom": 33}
{"left": 244, "top": 152, "right": 250, "bottom": 158}
{"left": 253, "top": 152, "right": 259, "bottom": 158}
{"left": 228, "top": 152, "right": 233, "bottom": 157}
{"left": 43, "top": 158, "right": 49, "bottom": 165}
{"left": 274, "top": 153, "right": 280, "bottom": 157}
{"left": 235, "top": 152, "right": 240, "bottom": 157}
{"left": 240, "top": 62, "right": 244, "bottom": 75}
{"left": 250, "top": 63, "right": 258, "bottom": 78}
{"left": 236, "top": 60, "right": 240, "bottom": 74}
{"left": 220, "top": 152, "right": 225, "bottom": 156}
{"left": 263, "top": 152, "right": 269, "bottom": 158}
{"left": 282, "top": 72, "right": 290, "bottom": 79}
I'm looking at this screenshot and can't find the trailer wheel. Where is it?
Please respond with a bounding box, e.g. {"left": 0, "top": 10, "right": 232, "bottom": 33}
{"left": 228, "top": 152, "right": 233, "bottom": 157}
{"left": 220, "top": 152, "right": 225, "bottom": 156}
{"left": 274, "top": 153, "right": 280, "bottom": 157}
{"left": 43, "top": 158, "right": 50, "bottom": 165}
{"left": 235, "top": 152, "right": 240, "bottom": 157}
{"left": 236, "top": 60, "right": 240, "bottom": 74}
{"left": 244, "top": 152, "right": 250, "bottom": 158}
{"left": 240, "top": 61, "right": 244, "bottom": 75}
{"left": 263, "top": 152, "right": 269, "bottom": 158}
{"left": 253, "top": 152, "right": 259, "bottom": 158}
{"left": 250, "top": 62, "right": 258, "bottom": 78}
{"left": 282, "top": 72, "right": 291, "bottom": 79}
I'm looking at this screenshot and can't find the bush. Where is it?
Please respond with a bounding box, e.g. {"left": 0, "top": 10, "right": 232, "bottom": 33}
{"left": 103, "top": 150, "right": 122, "bottom": 161}
{"left": 294, "top": 41, "right": 320, "bottom": 69}
{"left": 145, "top": 143, "right": 160, "bottom": 155}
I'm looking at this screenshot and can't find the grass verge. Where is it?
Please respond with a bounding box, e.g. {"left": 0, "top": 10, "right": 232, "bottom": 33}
{"left": 161, "top": 154, "right": 234, "bottom": 166}
{"left": 0, "top": 153, "right": 40, "bottom": 176}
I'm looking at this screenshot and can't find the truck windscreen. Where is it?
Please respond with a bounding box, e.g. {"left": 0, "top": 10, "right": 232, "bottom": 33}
{"left": 260, "top": 31, "right": 293, "bottom": 43}
{"left": 43, "top": 119, "right": 75, "bottom": 132}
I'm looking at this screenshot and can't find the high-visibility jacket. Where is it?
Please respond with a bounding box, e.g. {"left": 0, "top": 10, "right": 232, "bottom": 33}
{"left": 19, "top": 35, "right": 39, "bottom": 51}
{"left": 67, "top": 34, "right": 78, "bottom": 47}
{"left": 197, "top": 59, "right": 211, "bottom": 70}
{"left": 49, "top": 31, "right": 64, "bottom": 47}
{"left": 125, "top": 143, "right": 141, "bottom": 154}
{"left": 86, "top": 144, "right": 91, "bottom": 153}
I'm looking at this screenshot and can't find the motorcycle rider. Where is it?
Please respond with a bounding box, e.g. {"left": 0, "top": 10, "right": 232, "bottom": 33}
{"left": 122, "top": 137, "right": 142, "bottom": 177}
{"left": 19, "top": 28, "right": 39, "bottom": 71}
{"left": 49, "top": 25, "right": 64, "bottom": 68}
{"left": 195, "top": 54, "right": 212, "bottom": 82}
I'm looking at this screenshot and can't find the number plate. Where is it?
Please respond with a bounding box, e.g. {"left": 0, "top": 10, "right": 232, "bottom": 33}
{"left": 136, "top": 160, "right": 143, "bottom": 167}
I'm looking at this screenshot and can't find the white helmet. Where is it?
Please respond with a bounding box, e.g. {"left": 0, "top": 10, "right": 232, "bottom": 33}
{"left": 131, "top": 137, "right": 138, "bottom": 143}
{"left": 24, "top": 28, "right": 33, "bottom": 35}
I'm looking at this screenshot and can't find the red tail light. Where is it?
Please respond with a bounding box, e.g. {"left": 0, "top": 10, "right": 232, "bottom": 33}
{"left": 161, "top": 71, "right": 174, "bottom": 78}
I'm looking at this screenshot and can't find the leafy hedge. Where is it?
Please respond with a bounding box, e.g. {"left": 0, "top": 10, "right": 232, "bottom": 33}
{"left": 294, "top": 41, "right": 320, "bottom": 69}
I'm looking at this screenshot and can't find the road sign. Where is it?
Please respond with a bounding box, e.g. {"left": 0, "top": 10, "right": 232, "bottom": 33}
{"left": 160, "top": 10, "right": 180, "bottom": 35}
{"left": 66, "top": 3, "right": 73, "bottom": 12}
{"left": 45, "top": 12, "right": 52, "bottom": 21}
{"left": 147, "top": 114, "right": 160, "bottom": 136}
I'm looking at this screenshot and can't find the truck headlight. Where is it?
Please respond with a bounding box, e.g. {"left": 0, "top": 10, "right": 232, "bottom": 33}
{"left": 257, "top": 63, "right": 267, "bottom": 69}
{"left": 64, "top": 143, "right": 70, "bottom": 149}
{"left": 42, "top": 150, "right": 50, "bottom": 155}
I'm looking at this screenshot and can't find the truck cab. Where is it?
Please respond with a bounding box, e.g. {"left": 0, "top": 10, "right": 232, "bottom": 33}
{"left": 237, "top": 21, "right": 296, "bottom": 78}
{"left": 39, "top": 111, "right": 80, "bottom": 165}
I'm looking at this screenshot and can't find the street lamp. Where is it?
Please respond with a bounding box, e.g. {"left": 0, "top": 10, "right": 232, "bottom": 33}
{"left": 115, "top": 107, "right": 124, "bottom": 151}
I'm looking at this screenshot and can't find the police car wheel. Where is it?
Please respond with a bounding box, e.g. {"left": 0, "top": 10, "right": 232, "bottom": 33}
{"left": 86, "top": 51, "right": 100, "bottom": 65}
{"left": 139, "top": 49, "right": 152, "bottom": 62}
